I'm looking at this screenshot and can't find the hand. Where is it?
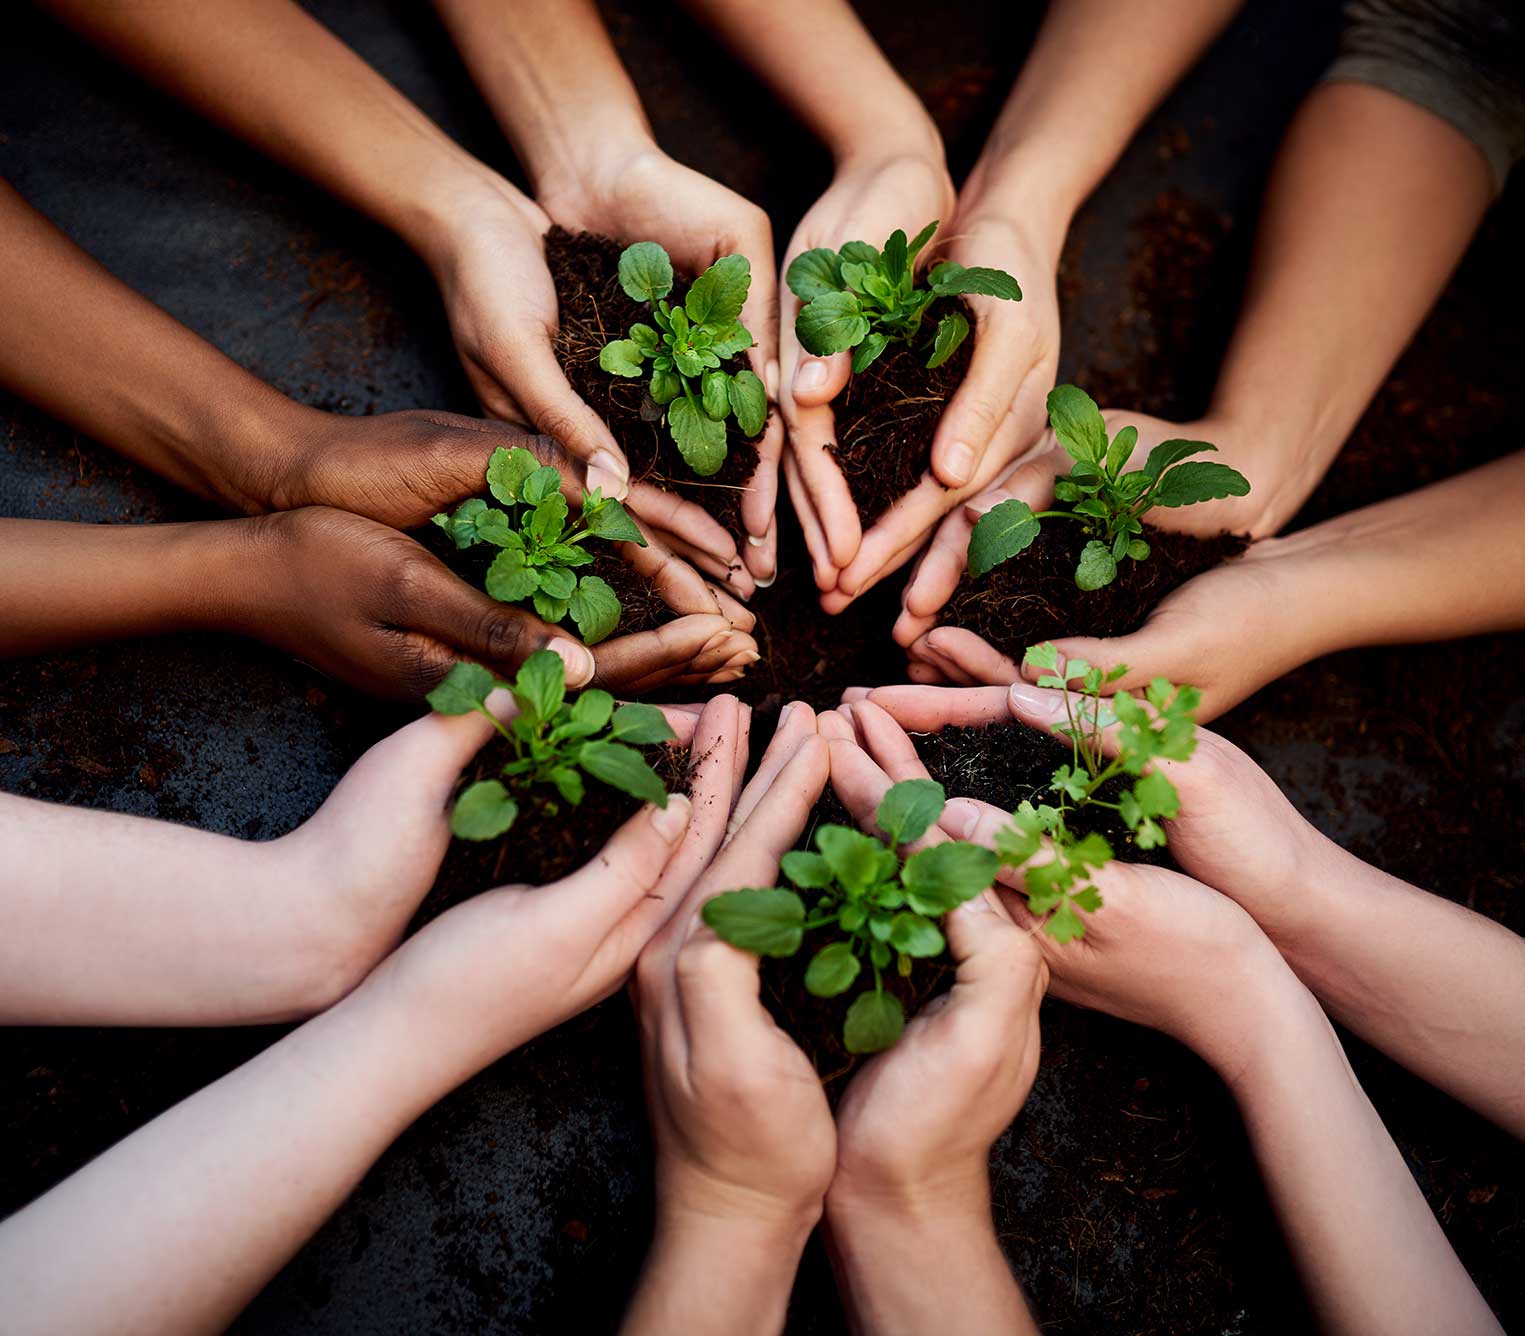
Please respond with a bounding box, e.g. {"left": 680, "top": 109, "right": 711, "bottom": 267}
{"left": 780, "top": 150, "right": 955, "bottom": 591}
{"left": 541, "top": 143, "right": 784, "bottom": 585}
{"left": 823, "top": 211, "right": 1060, "bottom": 613}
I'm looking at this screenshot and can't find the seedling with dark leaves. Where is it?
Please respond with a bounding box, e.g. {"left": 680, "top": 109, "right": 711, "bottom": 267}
{"left": 968, "top": 385, "right": 1251, "bottom": 590}
{"left": 426, "top": 652, "right": 675, "bottom": 841}
{"left": 702, "top": 779, "right": 999, "bottom": 1054}
{"left": 432, "top": 445, "right": 644, "bottom": 644}
{"left": 598, "top": 242, "right": 767, "bottom": 476}
{"left": 994, "top": 642, "right": 1201, "bottom": 941}
{"left": 787, "top": 220, "right": 1020, "bottom": 374}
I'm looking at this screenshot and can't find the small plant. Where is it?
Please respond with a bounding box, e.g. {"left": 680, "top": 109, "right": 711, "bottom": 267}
{"left": 432, "top": 445, "right": 644, "bottom": 644}
{"left": 426, "top": 652, "right": 675, "bottom": 840}
{"left": 994, "top": 643, "right": 1201, "bottom": 941}
{"left": 968, "top": 385, "right": 1251, "bottom": 590}
{"left": 701, "top": 779, "right": 999, "bottom": 1054}
{"left": 598, "top": 243, "right": 767, "bottom": 476}
{"left": 786, "top": 220, "right": 1021, "bottom": 374}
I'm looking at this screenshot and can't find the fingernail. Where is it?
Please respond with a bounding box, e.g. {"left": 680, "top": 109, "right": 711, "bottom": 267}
{"left": 747, "top": 533, "right": 766, "bottom": 547}
{"left": 777, "top": 702, "right": 795, "bottom": 728}
{"left": 549, "top": 637, "right": 595, "bottom": 688}
{"left": 795, "top": 359, "right": 828, "bottom": 392}
{"left": 943, "top": 442, "right": 975, "bottom": 486}
{"left": 943, "top": 797, "right": 980, "bottom": 840}
{"left": 701, "top": 631, "right": 733, "bottom": 657}
{"left": 651, "top": 793, "right": 691, "bottom": 840}
{"left": 1008, "top": 679, "right": 1064, "bottom": 718}
{"left": 753, "top": 570, "right": 776, "bottom": 589}
{"left": 967, "top": 493, "right": 1005, "bottom": 517}
{"left": 765, "top": 358, "right": 779, "bottom": 399}
{"left": 841, "top": 686, "right": 868, "bottom": 702}
{"left": 960, "top": 890, "right": 993, "bottom": 914}
{"left": 588, "top": 452, "right": 629, "bottom": 500}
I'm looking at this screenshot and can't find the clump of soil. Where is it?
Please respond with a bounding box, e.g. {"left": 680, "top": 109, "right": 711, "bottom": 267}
{"left": 826, "top": 305, "right": 975, "bottom": 527}
{"left": 941, "top": 523, "right": 1248, "bottom": 654}
{"left": 411, "top": 739, "right": 692, "bottom": 929}
{"left": 547, "top": 227, "right": 762, "bottom": 540}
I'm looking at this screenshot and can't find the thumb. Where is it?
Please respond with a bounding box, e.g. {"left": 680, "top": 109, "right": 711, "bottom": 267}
{"left": 963, "top": 441, "right": 1063, "bottom": 523}
{"left": 930, "top": 333, "right": 1017, "bottom": 488}
{"left": 791, "top": 350, "right": 851, "bottom": 405}
{"left": 552, "top": 795, "right": 693, "bottom": 925}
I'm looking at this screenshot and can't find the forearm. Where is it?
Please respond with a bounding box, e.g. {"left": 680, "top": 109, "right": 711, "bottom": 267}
{"left": 680, "top": 0, "right": 941, "bottom": 164}
{"left": 1208, "top": 83, "right": 1493, "bottom": 529}
{"left": 1225, "top": 985, "right": 1500, "bottom": 1335}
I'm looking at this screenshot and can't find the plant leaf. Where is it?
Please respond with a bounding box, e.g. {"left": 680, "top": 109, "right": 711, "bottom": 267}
{"left": 649, "top": 367, "right": 682, "bottom": 405}
{"left": 816, "top": 825, "right": 887, "bottom": 895}
{"left": 926, "top": 310, "right": 969, "bottom": 369}
{"left": 599, "top": 339, "right": 646, "bottom": 378}
{"left": 968, "top": 498, "right": 1041, "bottom": 577}
{"left": 609, "top": 701, "right": 676, "bottom": 745}
{"left": 780, "top": 850, "right": 834, "bottom": 889}
{"left": 882, "top": 228, "right": 908, "bottom": 286}
{"left": 850, "top": 331, "right": 889, "bottom": 374}
{"left": 701, "top": 887, "right": 805, "bottom": 957}
{"left": 805, "top": 941, "right": 861, "bottom": 998}
{"left": 839, "top": 240, "right": 880, "bottom": 266}
{"left": 567, "top": 574, "right": 621, "bottom": 644}
{"left": 426, "top": 660, "right": 498, "bottom": 715}
{"left": 512, "top": 649, "right": 566, "bottom": 727}
{"left": 556, "top": 688, "right": 614, "bottom": 739}
{"left": 1142, "top": 438, "right": 1216, "bottom": 481}
{"left": 728, "top": 369, "right": 767, "bottom": 437}
{"left": 905, "top": 220, "right": 939, "bottom": 262}
{"left": 685, "top": 253, "right": 750, "bottom": 326}
{"left": 796, "top": 291, "right": 869, "bottom": 355}
{"left": 668, "top": 396, "right": 729, "bottom": 476}
{"left": 537, "top": 564, "right": 577, "bottom": 601}
{"left": 617, "top": 241, "right": 673, "bottom": 304}
{"left": 485, "top": 548, "right": 540, "bottom": 603}
{"left": 785, "top": 247, "right": 844, "bottom": 302}
{"left": 888, "top": 911, "right": 945, "bottom": 957}
{"left": 901, "top": 841, "right": 999, "bottom": 914}
{"left": 844, "top": 990, "right": 905, "bottom": 1054}
{"left": 928, "top": 262, "right": 1022, "bottom": 300}
{"left": 1075, "top": 539, "right": 1118, "bottom": 591}
{"left": 580, "top": 740, "right": 667, "bottom": 805}
{"left": 582, "top": 495, "right": 645, "bottom": 545}
{"left": 876, "top": 778, "right": 945, "bottom": 847}
{"left": 1047, "top": 385, "right": 1107, "bottom": 464}
{"left": 701, "top": 368, "right": 731, "bottom": 421}
{"left": 1150, "top": 460, "right": 1251, "bottom": 507}
{"left": 481, "top": 447, "right": 535, "bottom": 507}
{"left": 450, "top": 780, "right": 518, "bottom": 841}
{"left": 708, "top": 320, "right": 754, "bottom": 358}
{"left": 1105, "top": 425, "right": 1138, "bottom": 477}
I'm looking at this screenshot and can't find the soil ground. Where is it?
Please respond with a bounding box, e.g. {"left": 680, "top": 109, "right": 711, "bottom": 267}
{"left": 2, "top": 2, "right": 1522, "bottom": 1333}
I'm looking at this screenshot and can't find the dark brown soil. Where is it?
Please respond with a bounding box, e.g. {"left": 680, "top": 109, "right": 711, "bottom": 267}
{"left": 827, "top": 304, "right": 975, "bottom": 527}
{"left": 547, "top": 227, "right": 762, "bottom": 540}
{"left": 941, "top": 522, "right": 1248, "bottom": 655}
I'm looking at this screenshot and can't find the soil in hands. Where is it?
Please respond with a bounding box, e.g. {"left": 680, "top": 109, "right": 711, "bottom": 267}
{"left": 547, "top": 227, "right": 761, "bottom": 540}
{"left": 941, "top": 522, "right": 1248, "bottom": 656}
{"left": 411, "top": 740, "right": 693, "bottom": 930}
{"left": 762, "top": 720, "right": 1168, "bottom": 1096}
{"left": 826, "top": 303, "right": 975, "bottom": 528}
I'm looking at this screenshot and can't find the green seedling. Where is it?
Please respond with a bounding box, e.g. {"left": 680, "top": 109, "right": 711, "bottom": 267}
{"left": 432, "top": 445, "right": 644, "bottom": 644}
{"left": 968, "top": 385, "right": 1250, "bottom": 590}
{"left": 702, "top": 779, "right": 999, "bottom": 1054}
{"left": 994, "top": 642, "right": 1201, "bottom": 941}
{"left": 786, "top": 220, "right": 1020, "bottom": 374}
{"left": 426, "top": 653, "right": 675, "bottom": 841}
{"left": 598, "top": 242, "right": 767, "bottom": 476}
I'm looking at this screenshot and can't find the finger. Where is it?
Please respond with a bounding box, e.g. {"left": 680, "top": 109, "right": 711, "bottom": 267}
{"left": 618, "top": 531, "right": 751, "bottom": 623}
{"left": 840, "top": 686, "right": 870, "bottom": 704}
{"left": 896, "top": 504, "right": 976, "bottom": 640}
{"left": 934, "top": 890, "right": 1046, "bottom": 1029}
{"left": 1016, "top": 634, "right": 1151, "bottom": 697}
{"left": 791, "top": 350, "right": 851, "bottom": 406}
{"left": 706, "top": 582, "right": 756, "bottom": 633}
{"left": 626, "top": 481, "right": 742, "bottom": 575}
{"left": 786, "top": 401, "right": 861, "bottom": 570}
{"left": 920, "top": 627, "right": 1021, "bottom": 685}
{"left": 649, "top": 527, "right": 751, "bottom": 594}
{"left": 741, "top": 418, "right": 783, "bottom": 584}
{"left": 907, "top": 660, "right": 949, "bottom": 685}
{"left": 906, "top": 636, "right": 982, "bottom": 687}
{"left": 862, "top": 683, "right": 1012, "bottom": 732}
{"left": 929, "top": 325, "right": 1022, "bottom": 487}
{"left": 824, "top": 733, "right": 903, "bottom": 837}
{"left": 549, "top": 794, "right": 693, "bottom": 923}
{"left": 782, "top": 452, "right": 838, "bottom": 591}
{"left": 938, "top": 795, "right": 1030, "bottom": 893}
{"left": 654, "top": 705, "right": 701, "bottom": 749}
{"left": 590, "top": 615, "right": 740, "bottom": 693}
{"left": 815, "top": 708, "right": 856, "bottom": 743}
{"left": 726, "top": 701, "right": 819, "bottom": 833}
{"left": 849, "top": 701, "right": 934, "bottom": 784}
{"left": 671, "top": 927, "right": 776, "bottom": 1060}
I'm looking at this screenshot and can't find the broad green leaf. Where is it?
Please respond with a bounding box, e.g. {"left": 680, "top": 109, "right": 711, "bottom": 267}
{"left": 582, "top": 495, "right": 645, "bottom": 544}
{"left": 528, "top": 493, "right": 569, "bottom": 545}
{"left": 513, "top": 649, "right": 566, "bottom": 725}
{"left": 537, "top": 564, "right": 577, "bottom": 601}
{"left": 805, "top": 941, "right": 861, "bottom": 997}
{"left": 474, "top": 508, "right": 519, "bottom": 548}
{"left": 1127, "top": 537, "right": 1151, "bottom": 561}
{"left": 1024, "top": 642, "right": 1061, "bottom": 673}
{"left": 521, "top": 464, "right": 563, "bottom": 505}
{"left": 882, "top": 228, "right": 908, "bottom": 285}
{"left": 928, "top": 262, "right": 1022, "bottom": 301}
{"left": 708, "top": 320, "right": 754, "bottom": 358}
{"left": 1047, "top": 385, "right": 1107, "bottom": 464}
{"left": 560, "top": 688, "right": 614, "bottom": 739}
{"left": 901, "top": 841, "right": 999, "bottom": 914}
{"left": 668, "top": 396, "right": 729, "bottom": 476}
{"left": 1130, "top": 769, "right": 1180, "bottom": 820}
{"left": 844, "top": 990, "right": 905, "bottom": 1053}
{"left": 567, "top": 574, "right": 621, "bottom": 644}
{"left": 851, "top": 331, "right": 889, "bottom": 373}
{"left": 426, "top": 660, "right": 497, "bottom": 715}
{"left": 609, "top": 701, "right": 676, "bottom": 745}
{"left": 839, "top": 240, "right": 880, "bottom": 266}
{"left": 780, "top": 850, "right": 834, "bottom": 889}
{"left": 839, "top": 261, "right": 875, "bottom": 295}
{"left": 630, "top": 323, "right": 659, "bottom": 351}
{"left": 1075, "top": 540, "right": 1118, "bottom": 591}
{"left": 701, "top": 887, "right": 805, "bottom": 956}
{"left": 673, "top": 348, "right": 705, "bottom": 378}
{"left": 485, "top": 548, "right": 540, "bottom": 603}
{"left": 926, "top": 310, "right": 969, "bottom": 369}
{"left": 968, "top": 498, "right": 1041, "bottom": 577}
{"left": 1142, "top": 438, "right": 1216, "bottom": 481}
{"left": 868, "top": 914, "right": 894, "bottom": 942}
{"left": 785, "top": 247, "right": 844, "bottom": 301}
{"left": 599, "top": 339, "right": 646, "bottom": 378}
{"left": 1045, "top": 897, "right": 1087, "bottom": 943}
{"left": 994, "top": 815, "right": 1041, "bottom": 866}
{"left": 440, "top": 497, "right": 490, "bottom": 548}
{"left": 888, "top": 912, "right": 945, "bottom": 957}
{"left": 617, "top": 241, "right": 674, "bottom": 304}
{"left": 649, "top": 367, "right": 682, "bottom": 405}
{"left": 532, "top": 591, "right": 571, "bottom": 623}
{"left": 796, "top": 291, "right": 869, "bottom": 355}
{"left": 701, "top": 368, "right": 731, "bottom": 421}
{"left": 876, "top": 778, "right": 945, "bottom": 847}
{"left": 580, "top": 740, "right": 667, "bottom": 805}
{"left": 1105, "top": 425, "right": 1138, "bottom": 477}
{"left": 486, "top": 447, "right": 540, "bottom": 507}
{"left": 550, "top": 766, "right": 585, "bottom": 806}
{"left": 906, "top": 219, "right": 939, "bottom": 262}
{"left": 685, "top": 253, "right": 750, "bottom": 326}
{"left": 451, "top": 780, "right": 518, "bottom": 840}
{"left": 1150, "top": 460, "right": 1251, "bottom": 508}
{"left": 728, "top": 369, "right": 767, "bottom": 437}
{"left": 816, "top": 825, "right": 887, "bottom": 895}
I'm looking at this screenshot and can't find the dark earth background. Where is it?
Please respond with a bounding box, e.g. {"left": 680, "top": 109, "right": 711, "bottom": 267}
{"left": 2, "top": 1, "right": 1522, "bottom": 1331}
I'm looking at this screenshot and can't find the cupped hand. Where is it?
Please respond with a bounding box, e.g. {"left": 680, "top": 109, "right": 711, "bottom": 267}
{"left": 780, "top": 152, "right": 955, "bottom": 590}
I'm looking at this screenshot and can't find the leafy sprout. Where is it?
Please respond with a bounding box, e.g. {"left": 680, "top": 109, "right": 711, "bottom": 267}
{"left": 968, "top": 385, "right": 1250, "bottom": 590}
{"left": 993, "top": 642, "right": 1201, "bottom": 941}
{"left": 701, "top": 778, "right": 999, "bottom": 1054}
{"left": 432, "top": 445, "right": 644, "bottom": 644}
{"left": 786, "top": 220, "right": 1021, "bottom": 374}
{"left": 598, "top": 243, "right": 768, "bottom": 477}
{"left": 426, "top": 653, "right": 675, "bottom": 841}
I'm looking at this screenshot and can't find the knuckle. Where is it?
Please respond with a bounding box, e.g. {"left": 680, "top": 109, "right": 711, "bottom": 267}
{"left": 479, "top": 608, "right": 533, "bottom": 667}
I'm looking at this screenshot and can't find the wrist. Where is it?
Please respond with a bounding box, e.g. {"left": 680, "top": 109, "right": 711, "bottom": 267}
{"left": 658, "top": 1161, "right": 824, "bottom": 1244}
{"left": 826, "top": 1159, "right": 992, "bottom": 1241}
{"left": 403, "top": 161, "right": 537, "bottom": 281}
{"left": 832, "top": 105, "right": 946, "bottom": 177}
{"left": 956, "top": 145, "right": 1078, "bottom": 263}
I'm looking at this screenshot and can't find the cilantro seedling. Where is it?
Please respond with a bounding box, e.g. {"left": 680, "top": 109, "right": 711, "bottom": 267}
{"left": 702, "top": 779, "right": 999, "bottom": 1054}
{"left": 786, "top": 220, "right": 1020, "bottom": 374}
{"left": 598, "top": 242, "right": 767, "bottom": 476}
{"left": 994, "top": 642, "right": 1201, "bottom": 941}
{"left": 426, "top": 653, "right": 675, "bottom": 841}
{"left": 432, "top": 445, "right": 645, "bottom": 644}
{"left": 968, "top": 385, "right": 1251, "bottom": 590}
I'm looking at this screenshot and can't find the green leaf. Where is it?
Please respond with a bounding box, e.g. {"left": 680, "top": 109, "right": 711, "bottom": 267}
{"left": 1024, "top": 642, "right": 1060, "bottom": 673}
{"left": 805, "top": 941, "right": 861, "bottom": 997}
{"left": 673, "top": 348, "right": 705, "bottom": 378}
{"left": 906, "top": 220, "right": 939, "bottom": 262}
{"left": 701, "top": 368, "right": 731, "bottom": 421}
{"left": 901, "top": 841, "right": 999, "bottom": 914}
{"left": 438, "top": 497, "right": 490, "bottom": 548}
{"left": 888, "top": 911, "right": 945, "bottom": 957}
{"left": 968, "top": 498, "right": 1041, "bottom": 578}
{"left": 785, "top": 247, "right": 844, "bottom": 302}
{"left": 609, "top": 701, "right": 676, "bottom": 745}
{"left": 532, "top": 591, "right": 571, "bottom": 624}
{"left": 1127, "top": 537, "right": 1151, "bottom": 561}
{"left": 513, "top": 649, "right": 566, "bottom": 726}
{"left": 426, "top": 660, "right": 498, "bottom": 715}
{"left": 1150, "top": 460, "right": 1251, "bottom": 508}
{"left": 796, "top": 291, "right": 869, "bottom": 355}
{"left": 617, "top": 241, "right": 674, "bottom": 304}
{"left": 1105, "top": 425, "right": 1138, "bottom": 477}
{"left": 528, "top": 493, "right": 569, "bottom": 546}
{"left": 708, "top": 320, "right": 754, "bottom": 358}
{"left": 649, "top": 367, "right": 682, "bottom": 405}
{"left": 599, "top": 339, "right": 646, "bottom": 378}
{"left": 926, "top": 310, "right": 970, "bottom": 370}
{"left": 701, "top": 887, "right": 805, "bottom": 957}
{"left": 780, "top": 850, "right": 834, "bottom": 889}
{"left": 537, "top": 564, "right": 577, "bottom": 601}
{"left": 728, "top": 369, "right": 767, "bottom": 437}
{"left": 1047, "top": 385, "right": 1107, "bottom": 465}
{"left": 451, "top": 780, "right": 519, "bottom": 841}
{"left": 1045, "top": 897, "right": 1087, "bottom": 944}
{"left": 839, "top": 240, "right": 880, "bottom": 266}
{"left": 582, "top": 495, "right": 645, "bottom": 545}
{"left": 521, "top": 465, "right": 562, "bottom": 505}
{"left": 1127, "top": 769, "right": 1180, "bottom": 822}
{"left": 851, "top": 331, "right": 890, "bottom": 374}
{"left": 668, "top": 396, "right": 729, "bottom": 476}
{"left": 474, "top": 508, "right": 520, "bottom": 548}
{"left": 557, "top": 688, "right": 614, "bottom": 739}
{"left": 485, "top": 548, "right": 540, "bottom": 603}
{"left": 580, "top": 740, "right": 667, "bottom": 805}
{"left": 685, "top": 253, "right": 750, "bottom": 326}
{"left": 994, "top": 811, "right": 1042, "bottom": 866}
{"left": 567, "top": 574, "right": 621, "bottom": 644}
{"left": 1142, "top": 438, "right": 1216, "bottom": 481}
{"left": 1076, "top": 540, "right": 1118, "bottom": 591}
{"left": 844, "top": 990, "right": 905, "bottom": 1054}
{"left": 928, "top": 262, "right": 1021, "bottom": 300}
{"left": 876, "top": 778, "right": 945, "bottom": 847}
{"left": 816, "top": 825, "right": 887, "bottom": 895}
{"left": 485, "top": 447, "right": 540, "bottom": 507}
{"left": 882, "top": 228, "right": 908, "bottom": 286}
